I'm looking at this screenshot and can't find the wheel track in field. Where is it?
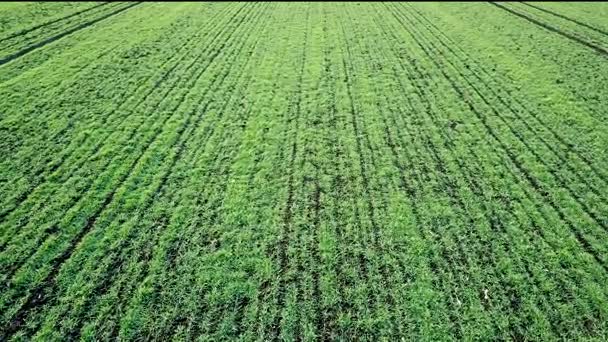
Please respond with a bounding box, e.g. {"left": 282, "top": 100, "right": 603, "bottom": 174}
{"left": 296, "top": 97, "right": 331, "bottom": 339}
{"left": 294, "top": 64, "right": 331, "bottom": 340}
{"left": 321, "top": 58, "right": 373, "bottom": 332}
{"left": 396, "top": 2, "right": 605, "bottom": 129}
{"left": 399, "top": 4, "right": 608, "bottom": 214}
{"left": 287, "top": 14, "right": 333, "bottom": 336}
{"left": 291, "top": 61, "right": 315, "bottom": 340}
{"left": 70, "top": 14, "right": 269, "bottom": 335}
{"left": 488, "top": 2, "right": 608, "bottom": 57}
{"left": 252, "top": 10, "right": 329, "bottom": 338}
{"left": 0, "top": 2, "right": 142, "bottom": 66}
{"left": 0, "top": 2, "right": 110, "bottom": 43}
{"left": 0, "top": 4, "right": 238, "bottom": 229}
{"left": 519, "top": 2, "right": 608, "bottom": 37}
{"left": 374, "top": 4, "right": 597, "bottom": 335}
{"left": 351, "top": 76, "right": 395, "bottom": 313}
{"left": 323, "top": 130, "right": 350, "bottom": 340}
{"left": 0, "top": 3, "right": 214, "bottom": 128}
{"left": 0, "top": 27, "right": 119, "bottom": 87}
{"left": 0, "top": 1, "right": 247, "bottom": 281}
{"left": 268, "top": 5, "right": 310, "bottom": 340}
{"left": 0, "top": 2, "right": 121, "bottom": 54}
{"left": 0, "top": 4, "right": 135, "bottom": 134}
{"left": 340, "top": 49, "right": 376, "bottom": 338}
{"left": 403, "top": 3, "right": 608, "bottom": 190}
{"left": 0, "top": 4, "right": 262, "bottom": 339}
{"left": 315, "top": 14, "right": 341, "bottom": 340}
{"left": 386, "top": 4, "right": 608, "bottom": 255}
{"left": 309, "top": 176, "right": 323, "bottom": 338}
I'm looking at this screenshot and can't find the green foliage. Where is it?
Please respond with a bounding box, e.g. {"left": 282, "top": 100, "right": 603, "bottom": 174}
{"left": 0, "top": 2, "right": 607, "bottom": 340}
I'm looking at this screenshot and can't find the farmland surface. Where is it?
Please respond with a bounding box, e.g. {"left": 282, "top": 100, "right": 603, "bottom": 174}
{"left": 1, "top": 2, "right": 608, "bottom": 340}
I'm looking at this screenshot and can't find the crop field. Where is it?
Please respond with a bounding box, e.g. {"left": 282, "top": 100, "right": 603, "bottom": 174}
{"left": 1, "top": 2, "right": 607, "bottom": 340}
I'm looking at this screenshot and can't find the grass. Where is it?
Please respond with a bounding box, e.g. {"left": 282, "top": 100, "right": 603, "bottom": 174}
{"left": 1, "top": 2, "right": 607, "bottom": 340}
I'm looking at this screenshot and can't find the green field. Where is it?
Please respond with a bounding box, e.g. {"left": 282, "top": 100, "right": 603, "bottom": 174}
{"left": 1, "top": 2, "right": 608, "bottom": 340}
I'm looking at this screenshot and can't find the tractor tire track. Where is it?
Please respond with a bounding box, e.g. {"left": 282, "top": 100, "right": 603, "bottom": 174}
{"left": 0, "top": 2, "right": 120, "bottom": 53}
{"left": 0, "top": 2, "right": 111, "bottom": 44}
{"left": 488, "top": 2, "right": 608, "bottom": 57}
{"left": 318, "top": 17, "right": 350, "bottom": 339}
{"left": 520, "top": 2, "right": 608, "bottom": 38}
{"left": 0, "top": 2, "right": 142, "bottom": 66}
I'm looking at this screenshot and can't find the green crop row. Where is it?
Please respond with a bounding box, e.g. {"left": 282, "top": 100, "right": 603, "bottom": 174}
{"left": 1, "top": 2, "right": 607, "bottom": 341}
